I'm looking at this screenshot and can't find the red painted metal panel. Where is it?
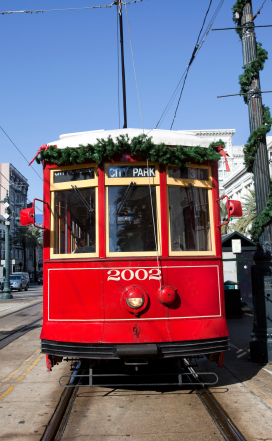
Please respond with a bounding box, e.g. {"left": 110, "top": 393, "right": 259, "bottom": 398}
{"left": 101, "top": 320, "right": 172, "bottom": 343}
{"left": 40, "top": 321, "right": 104, "bottom": 343}
{"left": 43, "top": 167, "right": 50, "bottom": 261}
{"left": 159, "top": 165, "right": 169, "bottom": 257}
{"left": 40, "top": 317, "right": 227, "bottom": 344}
{"left": 167, "top": 265, "right": 221, "bottom": 318}
{"left": 170, "top": 317, "right": 228, "bottom": 341}
{"left": 211, "top": 161, "right": 221, "bottom": 258}
{"left": 48, "top": 268, "right": 103, "bottom": 321}
{"left": 98, "top": 165, "right": 105, "bottom": 258}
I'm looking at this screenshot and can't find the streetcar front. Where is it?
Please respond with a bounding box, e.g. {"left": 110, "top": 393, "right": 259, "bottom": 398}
{"left": 20, "top": 129, "right": 242, "bottom": 373}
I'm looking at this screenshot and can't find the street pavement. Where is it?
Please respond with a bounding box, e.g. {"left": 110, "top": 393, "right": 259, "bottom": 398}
{"left": 198, "top": 311, "right": 272, "bottom": 441}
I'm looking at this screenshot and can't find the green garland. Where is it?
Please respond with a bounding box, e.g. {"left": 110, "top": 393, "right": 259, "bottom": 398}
{"left": 232, "top": 0, "right": 272, "bottom": 241}
{"left": 35, "top": 134, "right": 224, "bottom": 167}
{"left": 244, "top": 105, "right": 272, "bottom": 173}
{"left": 232, "top": 0, "right": 250, "bottom": 38}
{"left": 250, "top": 185, "right": 272, "bottom": 242}
{"left": 239, "top": 43, "right": 268, "bottom": 104}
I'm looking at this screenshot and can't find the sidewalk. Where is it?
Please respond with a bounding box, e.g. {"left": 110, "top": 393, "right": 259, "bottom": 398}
{"left": 198, "top": 311, "right": 272, "bottom": 441}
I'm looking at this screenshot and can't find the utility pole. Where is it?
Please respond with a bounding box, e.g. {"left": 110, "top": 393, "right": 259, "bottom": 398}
{"left": 118, "top": 0, "right": 128, "bottom": 129}
{"left": 0, "top": 191, "right": 12, "bottom": 299}
{"left": 240, "top": 2, "right": 272, "bottom": 362}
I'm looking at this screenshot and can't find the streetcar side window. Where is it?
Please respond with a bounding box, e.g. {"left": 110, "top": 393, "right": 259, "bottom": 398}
{"left": 167, "top": 165, "right": 215, "bottom": 256}
{"left": 105, "top": 163, "right": 161, "bottom": 257}
{"left": 50, "top": 164, "right": 98, "bottom": 259}
{"left": 53, "top": 188, "right": 96, "bottom": 255}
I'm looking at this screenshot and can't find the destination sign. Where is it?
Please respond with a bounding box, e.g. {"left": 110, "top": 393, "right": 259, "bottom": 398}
{"left": 169, "top": 166, "right": 208, "bottom": 181}
{"left": 54, "top": 168, "right": 95, "bottom": 183}
{"left": 108, "top": 165, "right": 155, "bottom": 178}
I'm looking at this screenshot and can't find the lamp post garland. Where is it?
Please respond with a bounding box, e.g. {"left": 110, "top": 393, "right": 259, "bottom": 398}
{"left": 232, "top": 0, "right": 272, "bottom": 242}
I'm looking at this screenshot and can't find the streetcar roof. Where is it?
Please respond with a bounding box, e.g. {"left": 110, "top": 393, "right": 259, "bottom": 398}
{"left": 48, "top": 128, "right": 212, "bottom": 149}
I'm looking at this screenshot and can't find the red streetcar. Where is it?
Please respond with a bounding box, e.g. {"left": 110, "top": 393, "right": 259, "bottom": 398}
{"left": 21, "top": 128, "right": 242, "bottom": 383}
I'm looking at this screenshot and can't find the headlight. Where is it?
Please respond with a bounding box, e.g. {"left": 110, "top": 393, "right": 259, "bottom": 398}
{"left": 122, "top": 286, "right": 148, "bottom": 315}
{"left": 126, "top": 297, "right": 144, "bottom": 309}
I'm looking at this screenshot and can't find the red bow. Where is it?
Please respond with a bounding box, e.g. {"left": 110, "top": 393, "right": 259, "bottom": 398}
{"left": 214, "top": 145, "right": 230, "bottom": 172}
{"left": 29, "top": 144, "right": 57, "bottom": 166}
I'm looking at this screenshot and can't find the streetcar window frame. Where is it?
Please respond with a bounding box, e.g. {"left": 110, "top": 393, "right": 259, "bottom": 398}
{"left": 167, "top": 164, "right": 215, "bottom": 256}
{"left": 105, "top": 162, "right": 161, "bottom": 257}
{"left": 49, "top": 163, "right": 99, "bottom": 259}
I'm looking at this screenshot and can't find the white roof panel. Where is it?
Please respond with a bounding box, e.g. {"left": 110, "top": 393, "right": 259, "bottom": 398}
{"left": 49, "top": 128, "right": 212, "bottom": 149}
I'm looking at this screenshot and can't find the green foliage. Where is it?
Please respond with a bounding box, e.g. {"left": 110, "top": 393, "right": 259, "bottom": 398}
{"left": 250, "top": 187, "right": 272, "bottom": 241}
{"left": 239, "top": 44, "right": 268, "bottom": 103}
{"left": 13, "top": 225, "right": 28, "bottom": 247}
{"left": 243, "top": 106, "right": 272, "bottom": 173}
{"left": 26, "top": 226, "right": 43, "bottom": 248}
{"left": 233, "top": 189, "right": 257, "bottom": 235}
{"left": 220, "top": 202, "right": 232, "bottom": 235}
{"left": 35, "top": 135, "right": 224, "bottom": 167}
{"left": 232, "top": 0, "right": 249, "bottom": 38}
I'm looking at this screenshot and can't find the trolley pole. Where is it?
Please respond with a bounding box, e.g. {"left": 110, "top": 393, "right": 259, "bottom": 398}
{"left": 0, "top": 191, "right": 12, "bottom": 299}
{"left": 240, "top": 2, "right": 272, "bottom": 362}
{"left": 118, "top": 0, "right": 128, "bottom": 129}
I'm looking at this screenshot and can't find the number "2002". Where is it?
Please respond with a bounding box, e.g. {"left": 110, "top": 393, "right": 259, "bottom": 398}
{"left": 107, "top": 269, "right": 161, "bottom": 281}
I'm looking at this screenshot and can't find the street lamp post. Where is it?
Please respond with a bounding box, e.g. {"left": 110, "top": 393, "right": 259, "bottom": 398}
{"left": 0, "top": 191, "right": 13, "bottom": 299}
{"left": 240, "top": 2, "right": 272, "bottom": 362}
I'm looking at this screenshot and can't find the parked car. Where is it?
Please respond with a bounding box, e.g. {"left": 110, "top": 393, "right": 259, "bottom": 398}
{"left": 13, "top": 272, "right": 30, "bottom": 288}
{"left": 38, "top": 275, "right": 43, "bottom": 285}
{"left": 10, "top": 274, "right": 28, "bottom": 291}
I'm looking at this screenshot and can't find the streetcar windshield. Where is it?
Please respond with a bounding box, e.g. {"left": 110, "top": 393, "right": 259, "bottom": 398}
{"left": 168, "top": 185, "right": 211, "bottom": 252}
{"left": 108, "top": 185, "right": 157, "bottom": 253}
{"left": 53, "top": 188, "right": 96, "bottom": 255}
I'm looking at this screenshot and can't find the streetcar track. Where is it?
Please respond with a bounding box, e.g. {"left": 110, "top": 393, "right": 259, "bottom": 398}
{"left": 0, "top": 300, "right": 43, "bottom": 320}
{"left": 41, "top": 364, "right": 82, "bottom": 441}
{"left": 0, "top": 316, "right": 43, "bottom": 350}
{"left": 41, "top": 362, "right": 246, "bottom": 441}
{"left": 197, "top": 387, "right": 246, "bottom": 441}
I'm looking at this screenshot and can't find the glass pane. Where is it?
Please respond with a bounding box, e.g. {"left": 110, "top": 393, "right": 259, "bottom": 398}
{"left": 108, "top": 185, "right": 157, "bottom": 252}
{"left": 53, "top": 167, "right": 94, "bottom": 183}
{"left": 169, "top": 166, "right": 208, "bottom": 180}
{"left": 53, "top": 188, "right": 96, "bottom": 255}
{"left": 168, "top": 186, "right": 211, "bottom": 252}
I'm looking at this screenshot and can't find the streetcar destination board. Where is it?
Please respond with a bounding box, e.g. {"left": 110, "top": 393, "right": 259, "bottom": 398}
{"left": 108, "top": 165, "right": 155, "bottom": 178}
{"left": 54, "top": 168, "right": 95, "bottom": 183}
{"left": 169, "top": 166, "right": 208, "bottom": 180}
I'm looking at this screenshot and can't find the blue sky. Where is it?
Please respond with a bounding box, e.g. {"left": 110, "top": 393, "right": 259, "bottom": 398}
{"left": 0, "top": 0, "right": 271, "bottom": 207}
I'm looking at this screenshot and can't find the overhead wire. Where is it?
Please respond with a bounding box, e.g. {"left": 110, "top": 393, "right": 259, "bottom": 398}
{"left": 151, "top": 0, "right": 225, "bottom": 133}
{"left": 0, "top": 1, "right": 144, "bottom": 15}
{"left": 0, "top": 126, "right": 43, "bottom": 182}
{"left": 253, "top": 0, "right": 267, "bottom": 20}
{"left": 170, "top": 0, "right": 213, "bottom": 130}
{"left": 124, "top": 1, "right": 144, "bottom": 131}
